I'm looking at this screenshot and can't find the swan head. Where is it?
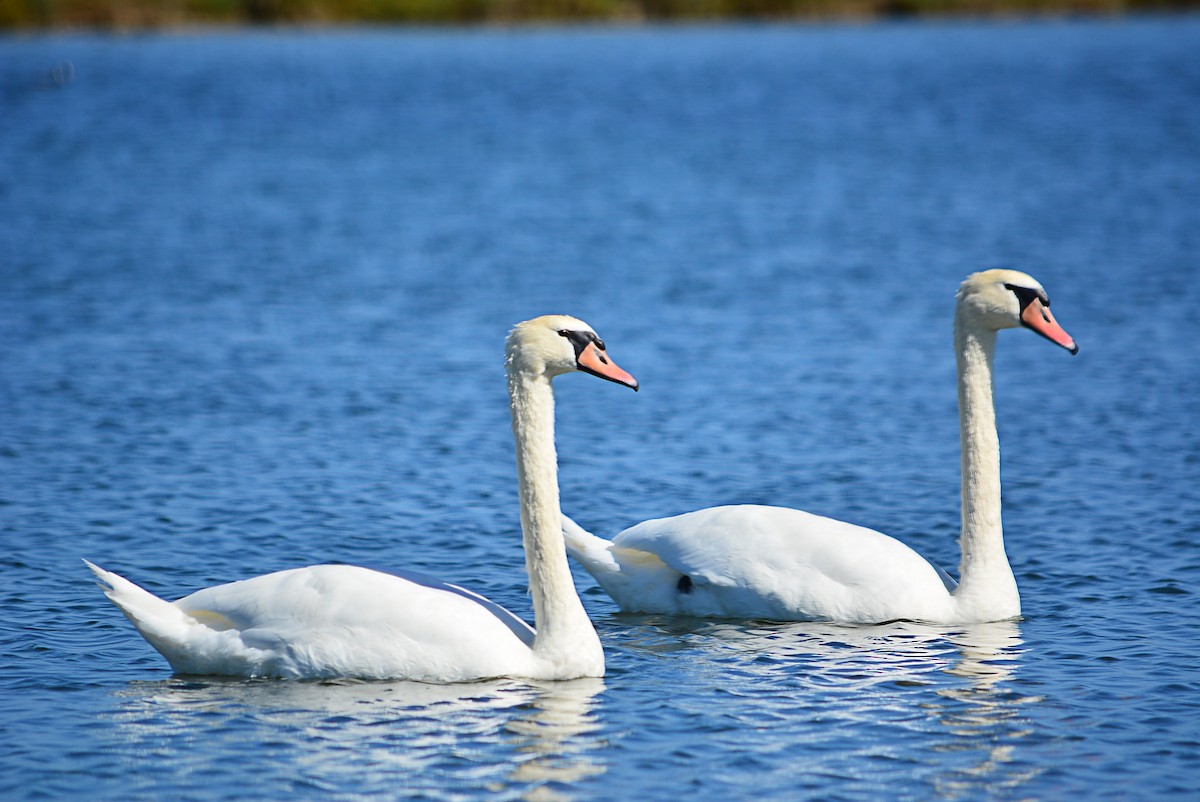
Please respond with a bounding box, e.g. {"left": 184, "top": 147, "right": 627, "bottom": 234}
{"left": 956, "top": 269, "right": 1078, "bottom": 354}
{"left": 506, "top": 315, "right": 639, "bottom": 390}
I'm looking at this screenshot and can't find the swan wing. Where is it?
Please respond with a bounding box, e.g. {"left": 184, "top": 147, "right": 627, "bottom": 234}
{"left": 176, "top": 565, "right": 538, "bottom": 679}
{"left": 611, "top": 505, "right": 955, "bottom": 621}
{"left": 92, "top": 562, "right": 537, "bottom": 681}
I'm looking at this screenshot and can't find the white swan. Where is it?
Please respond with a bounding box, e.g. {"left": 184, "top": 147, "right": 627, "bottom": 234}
{"left": 564, "top": 270, "right": 1077, "bottom": 624}
{"left": 86, "top": 315, "right": 638, "bottom": 681}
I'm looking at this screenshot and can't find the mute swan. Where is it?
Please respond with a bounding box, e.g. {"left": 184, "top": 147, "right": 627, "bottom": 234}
{"left": 564, "top": 270, "right": 1077, "bottom": 624}
{"left": 86, "top": 315, "right": 638, "bottom": 681}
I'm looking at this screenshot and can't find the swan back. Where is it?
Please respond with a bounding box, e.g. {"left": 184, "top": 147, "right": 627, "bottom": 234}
{"left": 612, "top": 506, "right": 958, "bottom": 622}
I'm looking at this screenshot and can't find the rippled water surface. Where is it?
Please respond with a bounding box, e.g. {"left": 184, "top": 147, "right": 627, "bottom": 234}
{"left": 3, "top": 17, "right": 1199, "bottom": 800}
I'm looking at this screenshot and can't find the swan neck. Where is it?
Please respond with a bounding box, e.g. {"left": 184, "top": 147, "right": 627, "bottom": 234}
{"left": 953, "top": 313, "right": 1018, "bottom": 614}
{"left": 508, "top": 370, "right": 601, "bottom": 666}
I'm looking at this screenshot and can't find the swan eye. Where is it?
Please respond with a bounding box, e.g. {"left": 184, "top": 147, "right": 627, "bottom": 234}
{"left": 558, "top": 330, "right": 601, "bottom": 346}
{"left": 1004, "top": 283, "right": 1049, "bottom": 310}
{"left": 557, "top": 328, "right": 599, "bottom": 358}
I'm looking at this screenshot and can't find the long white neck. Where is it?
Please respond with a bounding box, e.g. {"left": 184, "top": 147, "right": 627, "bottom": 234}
{"left": 951, "top": 311, "right": 1019, "bottom": 619}
{"left": 508, "top": 370, "right": 604, "bottom": 675}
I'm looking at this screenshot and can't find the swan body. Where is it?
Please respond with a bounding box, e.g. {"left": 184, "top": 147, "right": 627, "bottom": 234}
{"left": 564, "top": 506, "right": 959, "bottom": 622}
{"left": 84, "top": 563, "right": 540, "bottom": 680}
{"left": 565, "top": 270, "right": 1077, "bottom": 625}
{"left": 88, "top": 315, "right": 638, "bottom": 681}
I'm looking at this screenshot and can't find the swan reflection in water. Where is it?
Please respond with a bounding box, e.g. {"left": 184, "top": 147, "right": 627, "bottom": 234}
{"left": 928, "top": 622, "right": 1043, "bottom": 798}
{"left": 615, "top": 616, "right": 1039, "bottom": 798}
{"left": 107, "top": 675, "right": 606, "bottom": 800}
{"left": 105, "top": 622, "right": 1035, "bottom": 799}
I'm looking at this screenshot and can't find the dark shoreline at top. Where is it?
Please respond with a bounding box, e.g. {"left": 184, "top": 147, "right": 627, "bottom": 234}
{"left": 3, "top": 0, "right": 1198, "bottom": 31}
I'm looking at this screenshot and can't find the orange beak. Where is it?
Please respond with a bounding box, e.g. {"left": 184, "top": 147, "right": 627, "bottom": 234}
{"left": 1021, "top": 299, "right": 1079, "bottom": 354}
{"left": 577, "top": 342, "right": 639, "bottom": 390}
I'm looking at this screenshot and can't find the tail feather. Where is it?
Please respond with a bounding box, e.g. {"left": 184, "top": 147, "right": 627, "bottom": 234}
{"left": 561, "top": 515, "right": 620, "bottom": 573}
{"left": 84, "top": 560, "right": 197, "bottom": 657}
{"left": 562, "top": 516, "right": 679, "bottom": 612}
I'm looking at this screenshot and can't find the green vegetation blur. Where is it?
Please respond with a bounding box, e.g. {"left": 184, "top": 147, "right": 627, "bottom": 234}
{"left": 2, "top": 0, "right": 1195, "bottom": 29}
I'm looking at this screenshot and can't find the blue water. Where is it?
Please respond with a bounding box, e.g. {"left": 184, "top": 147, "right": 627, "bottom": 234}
{"left": 3, "top": 17, "right": 1200, "bottom": 800}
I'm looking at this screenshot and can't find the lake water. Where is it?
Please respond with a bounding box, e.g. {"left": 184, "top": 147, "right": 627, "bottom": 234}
{"left": 2, "top": 16, "right": 1199, "bottom": 800}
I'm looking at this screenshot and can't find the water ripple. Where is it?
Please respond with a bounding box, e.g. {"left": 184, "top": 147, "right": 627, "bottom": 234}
{"left": 3, "top": 17, "right": 1200, "bottom": 802}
